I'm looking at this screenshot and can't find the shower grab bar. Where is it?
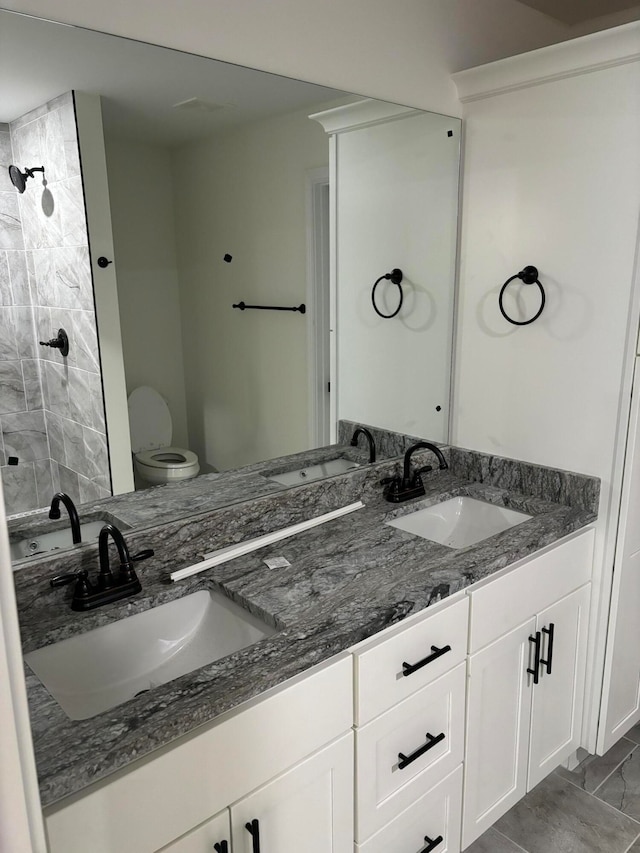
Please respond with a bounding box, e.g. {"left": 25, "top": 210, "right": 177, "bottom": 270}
{"left": 232, "top": 301, "right": 306, "bottom": 313}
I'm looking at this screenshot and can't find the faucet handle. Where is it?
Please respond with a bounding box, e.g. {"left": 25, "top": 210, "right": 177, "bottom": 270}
{"left": 131, "top": 549, "right": 154, "bottom": 563}
{"left": 118, "top": 548, "right": 154, "bottom": 583}
{"left": 50, "top": 569, "right": 88, "bottom": 588}
{"left": 50, "top": 570, "right": 92, "bottom": 602}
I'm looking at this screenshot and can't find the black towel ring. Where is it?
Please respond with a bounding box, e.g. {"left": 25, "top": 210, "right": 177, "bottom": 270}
{"left": 372, "top": 268, "right": 404, "bottom": 319}
{"left": 498, "top": 265, "right": 545, "bottom": 326}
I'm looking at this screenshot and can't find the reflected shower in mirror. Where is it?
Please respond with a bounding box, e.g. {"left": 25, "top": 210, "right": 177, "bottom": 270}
{"left": 0, "top": 7, "right": 460, "bottom": 529}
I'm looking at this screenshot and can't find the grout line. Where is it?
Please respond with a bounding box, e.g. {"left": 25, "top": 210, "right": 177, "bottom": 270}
{"left": 556, "top": 739, "right": 637, "bottom": 797}
{"left": 623, "top": 826, "right": 640, "bottom": 853}
{"left": 575, "top": 774, "right": 640, "bottom": 827}
{"left": 592, "top": 741, "right": 638, "bottom": 796}
{"left": 492, "top": 826, "right": 530, "bottom": 852}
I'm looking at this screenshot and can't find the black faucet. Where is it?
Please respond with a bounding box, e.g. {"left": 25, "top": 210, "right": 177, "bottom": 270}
{"left": 350, "top": 427, "right": 376, "bottom": 463}
{"left": 50, "top": 524, "right": 153, "bottom": 611}
{"left": 49, "top": 492, "right": 82, "bottom": 544}
{"left": 382, "top": 441, "right": 448, "bottom": 503}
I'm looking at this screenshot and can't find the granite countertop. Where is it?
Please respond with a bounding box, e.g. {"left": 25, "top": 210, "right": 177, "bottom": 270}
{"left": 8, "top": 443, "right": 370, "bottom": 551}
{"left": 14, "top": 448, "right": 599, "bottom": 808}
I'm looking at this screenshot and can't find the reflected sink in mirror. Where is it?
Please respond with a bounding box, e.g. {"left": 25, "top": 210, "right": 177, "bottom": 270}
{"left": 25, "top": 590, "right": 276, "bottom": 720}
{"left": 9, "top": 520, "right": 108, "bottom": 562}
{"left": 264, "top": 457, "right": 360, "bottom": 487}
{"left": 386, "top": 497, "right": 532, "bottom": 549}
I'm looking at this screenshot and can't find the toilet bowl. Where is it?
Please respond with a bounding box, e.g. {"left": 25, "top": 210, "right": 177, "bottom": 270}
{"left": 128, "top": 387, "right": 200, "bottom": 486}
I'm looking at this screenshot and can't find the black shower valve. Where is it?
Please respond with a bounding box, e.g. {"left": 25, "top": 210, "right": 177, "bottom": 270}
{"left": 39, "top": 328, "right": 69, "bottom": 357}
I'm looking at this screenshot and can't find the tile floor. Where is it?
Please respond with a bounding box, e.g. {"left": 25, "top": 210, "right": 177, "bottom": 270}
{"left": 466, "top": 724, "right": 640, "bottom": 853}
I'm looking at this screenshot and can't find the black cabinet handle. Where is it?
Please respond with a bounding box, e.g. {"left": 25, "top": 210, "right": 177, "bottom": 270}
{"left": 213, "top": 842, "right": 228, "bottom": 853}
{"left": 398, "top": 731, "right": 446, "bottom": 770}
{"left": 245, "top": 819, "right": 261, "bottom": 853}
{"left": 421, "top": 834, "right": 444, "bottom": 853}
{"left": 402, "top": 644, "right": 452, "bottom": 676}
{"left": 527, "top": 631, "right": 542, "bottom": 685}
{"left": 541, "top": 622, "right": 555, "bottom": 675}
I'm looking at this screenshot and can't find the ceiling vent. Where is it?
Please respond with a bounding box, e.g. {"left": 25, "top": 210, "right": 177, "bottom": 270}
{"left": 172, "top": 97, "right": 226, "bottom": 113}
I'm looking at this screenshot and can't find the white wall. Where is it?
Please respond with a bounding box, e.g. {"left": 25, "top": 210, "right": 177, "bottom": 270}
{"left": 333, "top": 110, "right": 460, "bottom": 441}
{"left": 172, "top": 106, "right": 329, "bottom": 471}
{"left": 452, "top": 36, "right": 640, "bottom": 748}
{"left": 453, "top": 58, "right": 640, "bottom": 475}
{"left": 104, "top": 138, "right": 189, "bottom": 449}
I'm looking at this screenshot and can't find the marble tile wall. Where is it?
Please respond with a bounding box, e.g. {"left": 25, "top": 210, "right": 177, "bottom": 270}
{"left": 0, "top": 95, "right": 111, "bottom": 515}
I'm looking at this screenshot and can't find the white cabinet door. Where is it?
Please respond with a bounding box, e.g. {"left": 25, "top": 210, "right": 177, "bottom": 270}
{"left": 230, "top": 733, "right": 353, "bottom": 853}
{"left": 462, "top": 618, "right": 535, "bottom": 849}
{"left": 528, "top": 584, "right": 590, "bottom": 789}
{"left": 157, "top": 810, "right": 230, "bottom": 852}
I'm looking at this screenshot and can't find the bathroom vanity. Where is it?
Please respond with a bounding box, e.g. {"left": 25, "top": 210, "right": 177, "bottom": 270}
{"left": 13, "top": 444, "right": 599, "bottom": 853}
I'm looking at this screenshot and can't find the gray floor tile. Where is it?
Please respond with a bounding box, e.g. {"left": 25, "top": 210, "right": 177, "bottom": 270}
{"left": 465, "top": 826, "right": 528, "bottom": 852}
{"left": 556, "top": 739, "right": 636, "bottom": 794}
{"left": 626, "top": 724, "right": 640, "bottom": 746}
{"left": 495, "top": 773, "right": 640, "bottom": 853}
{"left": 627, "top": 835, "right": 640, "bottom": 851}
{"left": 597, "top": 749, "right": 640, "bottom": 821}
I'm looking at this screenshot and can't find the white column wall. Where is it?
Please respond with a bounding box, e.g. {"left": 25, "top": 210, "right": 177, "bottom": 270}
{"left": 453, "top": 55, "right": 640, "bottom": 748}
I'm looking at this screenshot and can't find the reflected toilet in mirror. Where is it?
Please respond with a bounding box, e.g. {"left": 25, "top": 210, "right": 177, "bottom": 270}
{"left": 128, "top": 386, "right": 200, "bottom": 487}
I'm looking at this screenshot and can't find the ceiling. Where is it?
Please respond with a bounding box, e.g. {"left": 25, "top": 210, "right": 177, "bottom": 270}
{"left": 514, "top": 0, "right": 640, "bottom": 24}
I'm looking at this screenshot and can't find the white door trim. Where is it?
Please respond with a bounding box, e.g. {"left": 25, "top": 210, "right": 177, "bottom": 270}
{"left": 306, "top": 167, "right": 331, "bottom": 447}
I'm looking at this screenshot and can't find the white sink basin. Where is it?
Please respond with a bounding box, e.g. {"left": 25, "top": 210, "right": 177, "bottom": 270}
{"left": 10, "top": 520, "right": 107, "bottom": 561}
{"left": 386, "top": 496, "right": 532, "bottom": 549}
{"left": 266, "top": 457, "right": 360, "bottom": 486}
{"left": 25, "top": 590, "right": 276, "bottom": 720}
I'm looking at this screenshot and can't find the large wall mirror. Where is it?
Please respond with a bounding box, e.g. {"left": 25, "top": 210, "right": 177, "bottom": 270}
{"left": 0, "top": 8, "right": 460, "bottom": 529}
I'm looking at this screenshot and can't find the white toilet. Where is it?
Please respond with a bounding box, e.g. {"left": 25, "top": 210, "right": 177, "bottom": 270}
{"left": 127, "top": 386, "right": 200, "bottom": 486}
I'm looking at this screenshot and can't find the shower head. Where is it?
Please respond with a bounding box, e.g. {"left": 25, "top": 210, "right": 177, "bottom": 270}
{"left": 8, "top": 165, "right": 45, "bottom": 193}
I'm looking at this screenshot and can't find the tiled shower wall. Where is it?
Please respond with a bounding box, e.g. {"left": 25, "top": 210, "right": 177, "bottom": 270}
{"left": 0, "top": 93, "right": 111, "bottom": 515}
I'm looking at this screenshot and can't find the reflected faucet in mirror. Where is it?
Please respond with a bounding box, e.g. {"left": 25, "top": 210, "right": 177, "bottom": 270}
{"left": 350, "top": 427, "right": 376, "bottom": 463}
{"left": 48, "top": 493, "right": 81, "bottom": 545}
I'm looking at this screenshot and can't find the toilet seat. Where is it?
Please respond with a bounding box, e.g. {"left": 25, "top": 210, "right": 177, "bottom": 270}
{"left": 135, "top": 447, "right": 199, "bottom": 469}
{"left": 127, "top": 386, "right": 200, "bottom": 486}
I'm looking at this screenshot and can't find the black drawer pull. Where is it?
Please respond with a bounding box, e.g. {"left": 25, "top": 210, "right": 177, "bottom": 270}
{"left": 541, "top": 622, "right": 555, "bottom": 675}
{"left": 213, "top": 842, "right": 229, "bottom": 853}
{"left": 398, "top": 731, "right": 445, "bottom": 770}
{"left": 527, "top": 631, "right": 541, "bottom": 685}
{"left": 421, "top": 834, "right": 444, "bottom": 853}
{"left": 402, "top": 644, "right": 452, "bottom": 676}
{"left": 245, "top": 819, "right": 261, "bottom": 853}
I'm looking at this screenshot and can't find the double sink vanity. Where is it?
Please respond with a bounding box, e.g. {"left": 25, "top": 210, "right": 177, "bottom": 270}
{"left": 10, "top": 430, "right": 599, "bottom": 853}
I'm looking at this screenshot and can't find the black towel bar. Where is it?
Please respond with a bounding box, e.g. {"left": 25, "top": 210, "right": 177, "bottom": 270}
{"left": 233, "top": 301, "right": 306, "bottom": 314}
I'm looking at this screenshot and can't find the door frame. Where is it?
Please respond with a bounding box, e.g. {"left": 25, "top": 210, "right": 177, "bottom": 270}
{"left": 305, "top": 167, "right": 332, "bottom": 448}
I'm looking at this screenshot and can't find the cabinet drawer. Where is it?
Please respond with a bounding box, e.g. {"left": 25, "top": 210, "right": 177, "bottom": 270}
{"left": 355, "top": 765, "right": 462, "bottom": 853}
{"left": 354, "top": 596, "right": 468, "bottom": 725}
{"left": 355, "top": 663, "right": 465, "bottom": 842}
{"left": 469, "top": 529, "right": 594, "bottom": 653}
{"left": 156, "top": 809, "right": 229, "bottom": 852}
